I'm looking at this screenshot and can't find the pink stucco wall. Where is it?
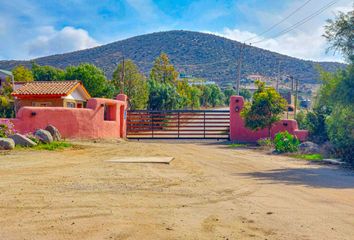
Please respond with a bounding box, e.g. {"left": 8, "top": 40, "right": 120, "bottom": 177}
{"left": 2, "top": 94, "right": 128, "bottom": 139}
{"left": 229, "top": 95, "right": 308, "bottom": 142}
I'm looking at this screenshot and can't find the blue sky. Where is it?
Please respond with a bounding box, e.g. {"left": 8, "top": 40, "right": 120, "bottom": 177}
{"left": 0, "top": 0, "right": 352, "bottom": 61}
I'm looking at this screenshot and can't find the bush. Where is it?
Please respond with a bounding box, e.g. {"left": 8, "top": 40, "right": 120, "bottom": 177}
{"left": 304, "top": 106, "right": 330, "bottom": 143}
{"left": 326, "top": 105, "right": 354, "bottom": 163}
{"left": 0, "top": 119, "right": 15, "bottom": 137}
{"left": 274, "top": 131, "right": 300, "bottom": 153}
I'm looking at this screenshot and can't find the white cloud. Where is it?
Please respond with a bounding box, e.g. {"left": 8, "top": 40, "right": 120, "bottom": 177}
{"left": 208, "top": 27, "right": 341, "bottom": 62}
{"left": 26, "top": 26, "right": 99, "bottom": 57}
{"left": 207, "top": 0, "right": 353, "bottom": 63}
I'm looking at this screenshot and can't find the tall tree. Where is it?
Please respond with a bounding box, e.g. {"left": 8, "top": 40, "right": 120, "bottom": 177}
{"left": 224, "top": 88, "right": 251, "bottom": 105}
{"left": 209, "top": 84, "right": 224, "bottom": 107}
{"left": 323, "top": 9, "right": 354, "bottom": 62}
{"left": 189, "top": 87, "right": 202, "bottom": 109}
{"left": 12, "top": 65, "right": 34, "bottom": 82}
{"left": 112, "top": 60, "right": 148, "bottom": 109}
{"left": 223, "top": 87, "right": 236, "bottom": 105}
{"left": 315, "top": 65, "right": 354, "bottom": 161}
{"left": 31, "top": 63, "right": 65, "bottom": 81}
{"left": 199, "top": 85, "right": 212, "bottom": 107}
{"left": 176, "top": 79, "right": 192, "bottom": 108}
{"left": 241, "top": 81, "right": 287, "bottom": 137}
{"left": 240, "top": 89, "right": 252, "bottom": 101}
{"left": 65, "top": 63, "right": 110, "bottom": 97}
{"left": 150, "top": 53, "right": 179, "bottom": 85}
{"left": 147, "top": 79, "right": 181, "bottom": 110}
{"left": 0, "top": 78, "right": 15, "bottom": 118}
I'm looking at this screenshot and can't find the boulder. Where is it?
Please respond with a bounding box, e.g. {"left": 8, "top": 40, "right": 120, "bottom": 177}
{"left": 299, "top": 141, "right": 320, "bottom": 154}
{"left": 9, "top": 133, "right": 37, "bottom": 147}
{"left": 45, "top": 125, "right": 61, "bottom": 141}
{"left": 0, "top": 138, "right": 15, "bottom": 150}
{"left": 34, "top": 129, "right": 53, "bottom": 144}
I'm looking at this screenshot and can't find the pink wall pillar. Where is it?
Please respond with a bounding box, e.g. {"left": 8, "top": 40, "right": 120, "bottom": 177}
{"left": 229, "top": 95, "right": 308, "bottom": 142}
{"left": 116, "top": 94, "right": 128, "bottom": 138}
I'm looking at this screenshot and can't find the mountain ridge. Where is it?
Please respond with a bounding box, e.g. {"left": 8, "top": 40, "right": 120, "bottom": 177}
{"left": 0, "top": 30, "right": 346, "bottom": 85}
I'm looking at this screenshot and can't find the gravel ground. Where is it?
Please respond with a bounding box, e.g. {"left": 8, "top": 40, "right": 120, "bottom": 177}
{"left": 0, "top": 140, "right": 353, "bottom": 240}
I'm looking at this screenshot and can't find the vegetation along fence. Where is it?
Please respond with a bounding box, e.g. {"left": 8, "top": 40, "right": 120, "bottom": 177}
{"left": 127, "top": 110, "right": 230, "bottom": 139}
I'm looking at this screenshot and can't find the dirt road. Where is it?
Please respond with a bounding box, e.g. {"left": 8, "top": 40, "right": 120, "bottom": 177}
{"left": 0, "top": 141, "right": 353, "bottom": 240}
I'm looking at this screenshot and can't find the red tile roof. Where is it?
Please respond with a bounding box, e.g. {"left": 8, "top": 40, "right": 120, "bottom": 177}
{"left": 12, "top": 80, "right": 84, "bottom": 97}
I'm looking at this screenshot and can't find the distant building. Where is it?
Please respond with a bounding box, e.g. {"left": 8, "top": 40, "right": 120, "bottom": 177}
{"left": 300, "top": 99, "right": 311, "bottom": 109}
{"left": 179, "top": 73, "right": 193, "bottom": 79}
{"left": 247, "top": 74, "right": 264, "bottom": 81}
{"left": 12, "top": 80, "right": 91, "bottom": 110}
{"left": 188, "top": 80, "right": 216, "bottom": 86}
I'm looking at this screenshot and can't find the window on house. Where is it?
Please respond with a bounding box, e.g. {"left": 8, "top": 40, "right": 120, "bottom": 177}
{"left": 66, "top": 102, "right": 76, "bottom": 108}
{"left": 104, "top": 104, "right": 116, "bottom": 121}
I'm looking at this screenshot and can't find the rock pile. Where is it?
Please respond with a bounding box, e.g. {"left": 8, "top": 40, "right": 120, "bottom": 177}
{"left": 0, "top": 125, "right": 62, "bottom": 150}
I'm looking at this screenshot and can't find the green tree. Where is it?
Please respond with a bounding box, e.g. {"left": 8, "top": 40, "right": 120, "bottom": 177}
{"left": 189, "top": 86, "right": 202, "bottom": 109}
{"left": 223, "top": 87, "right": 236, "bottom": 105}
{"left": 240, "top": 89, "right": 252, "bottom": 101}
{"left": 150, "top": 53, "right": 179, "bottom": 85}
{"left": 301, "top": 8, "right": 354, "bottom": 163}
{"left": 112, "top": 60, "right": 148, "bottom": 109}
{"left": 31, "top": 63, "right": 65, "bottom": 81}
{"left": 0, "top": 78, "right": 15, "bottom": 118}
{"left": 176, "top": 79, "right": 192, "bottom": 108}
{"left": 199, "top": 85, "right": 212, "bottom": 107}
{"left": 12, "top": 65, "right": 34, "bottom": 82}
{"left": 209, "top": 84, "right": 224, "bottom": 107}
{"left": 224, "top": 88, "right": 251, "bottom": 105}
{"left": 303, "top": 105, "right": 330, "bottom": 143}
{"left": 314, "top": 65, "right": 354, "bottom": 161}
{"left": 147, "top": 79, "right": 181, "bottom": 110}
{"left": 65, "top": 63, "right": 110, "bottom": 97}
{"left": 241, "top": 81, "right": 287, "bottom": 137}
{"left": 323, "top": 8, "right": 354, "bottom": 62}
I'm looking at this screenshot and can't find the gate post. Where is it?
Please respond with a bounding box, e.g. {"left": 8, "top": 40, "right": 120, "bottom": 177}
{"left": 229, "top": 96, "right": 245, "bottom": 141}
{"left": 116, "top": 94, "right": 128, "bottom": 138}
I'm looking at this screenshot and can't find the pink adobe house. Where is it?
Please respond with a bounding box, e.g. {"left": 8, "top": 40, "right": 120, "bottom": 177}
{"left": 4, "top": 94, "right": 128, "bottom": 139}
{"left": 229, "top": 96, "right": 308, "bottom": 142}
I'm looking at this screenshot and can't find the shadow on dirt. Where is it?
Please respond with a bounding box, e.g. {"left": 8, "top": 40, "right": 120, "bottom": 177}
{"left": 238, "top": 167, "right": 354, "bottom": 189}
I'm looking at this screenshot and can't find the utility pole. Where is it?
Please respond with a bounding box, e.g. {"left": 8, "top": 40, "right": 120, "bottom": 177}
{"left": 276, "top": 60, "right": 281, "bottom": 92}
{"left": 236, "top": 43, "right": 245, "bottom": 95}
{"left": 120, "top": 56, "right": 125, "bottom": 94}
{"left": 294, "top": 77, "right": 299, "bottom": 119}
{"left": 287, "top": 75, "right": 293, "bottom": 119}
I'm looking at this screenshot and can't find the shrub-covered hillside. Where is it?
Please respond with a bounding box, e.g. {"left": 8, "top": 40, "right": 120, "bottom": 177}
{"left": 0, "top": 30, "right": 345, "bottom": 85}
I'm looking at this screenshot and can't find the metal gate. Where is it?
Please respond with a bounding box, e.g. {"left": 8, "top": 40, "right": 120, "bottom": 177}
{"left": 127, "top": 110, "right": 230, "bottom": 139}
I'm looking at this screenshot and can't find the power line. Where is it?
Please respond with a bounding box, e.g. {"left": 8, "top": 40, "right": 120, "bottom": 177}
{"left": 244, "top": 0, "right": 312, "bottom": 43}
{"left": 251, "top": 0, "right": 338, "bottom": 45}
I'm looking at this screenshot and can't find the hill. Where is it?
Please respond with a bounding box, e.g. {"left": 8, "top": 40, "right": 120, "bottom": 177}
{"left": 0, "top": 30, "right": 346, "bottom": 85}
